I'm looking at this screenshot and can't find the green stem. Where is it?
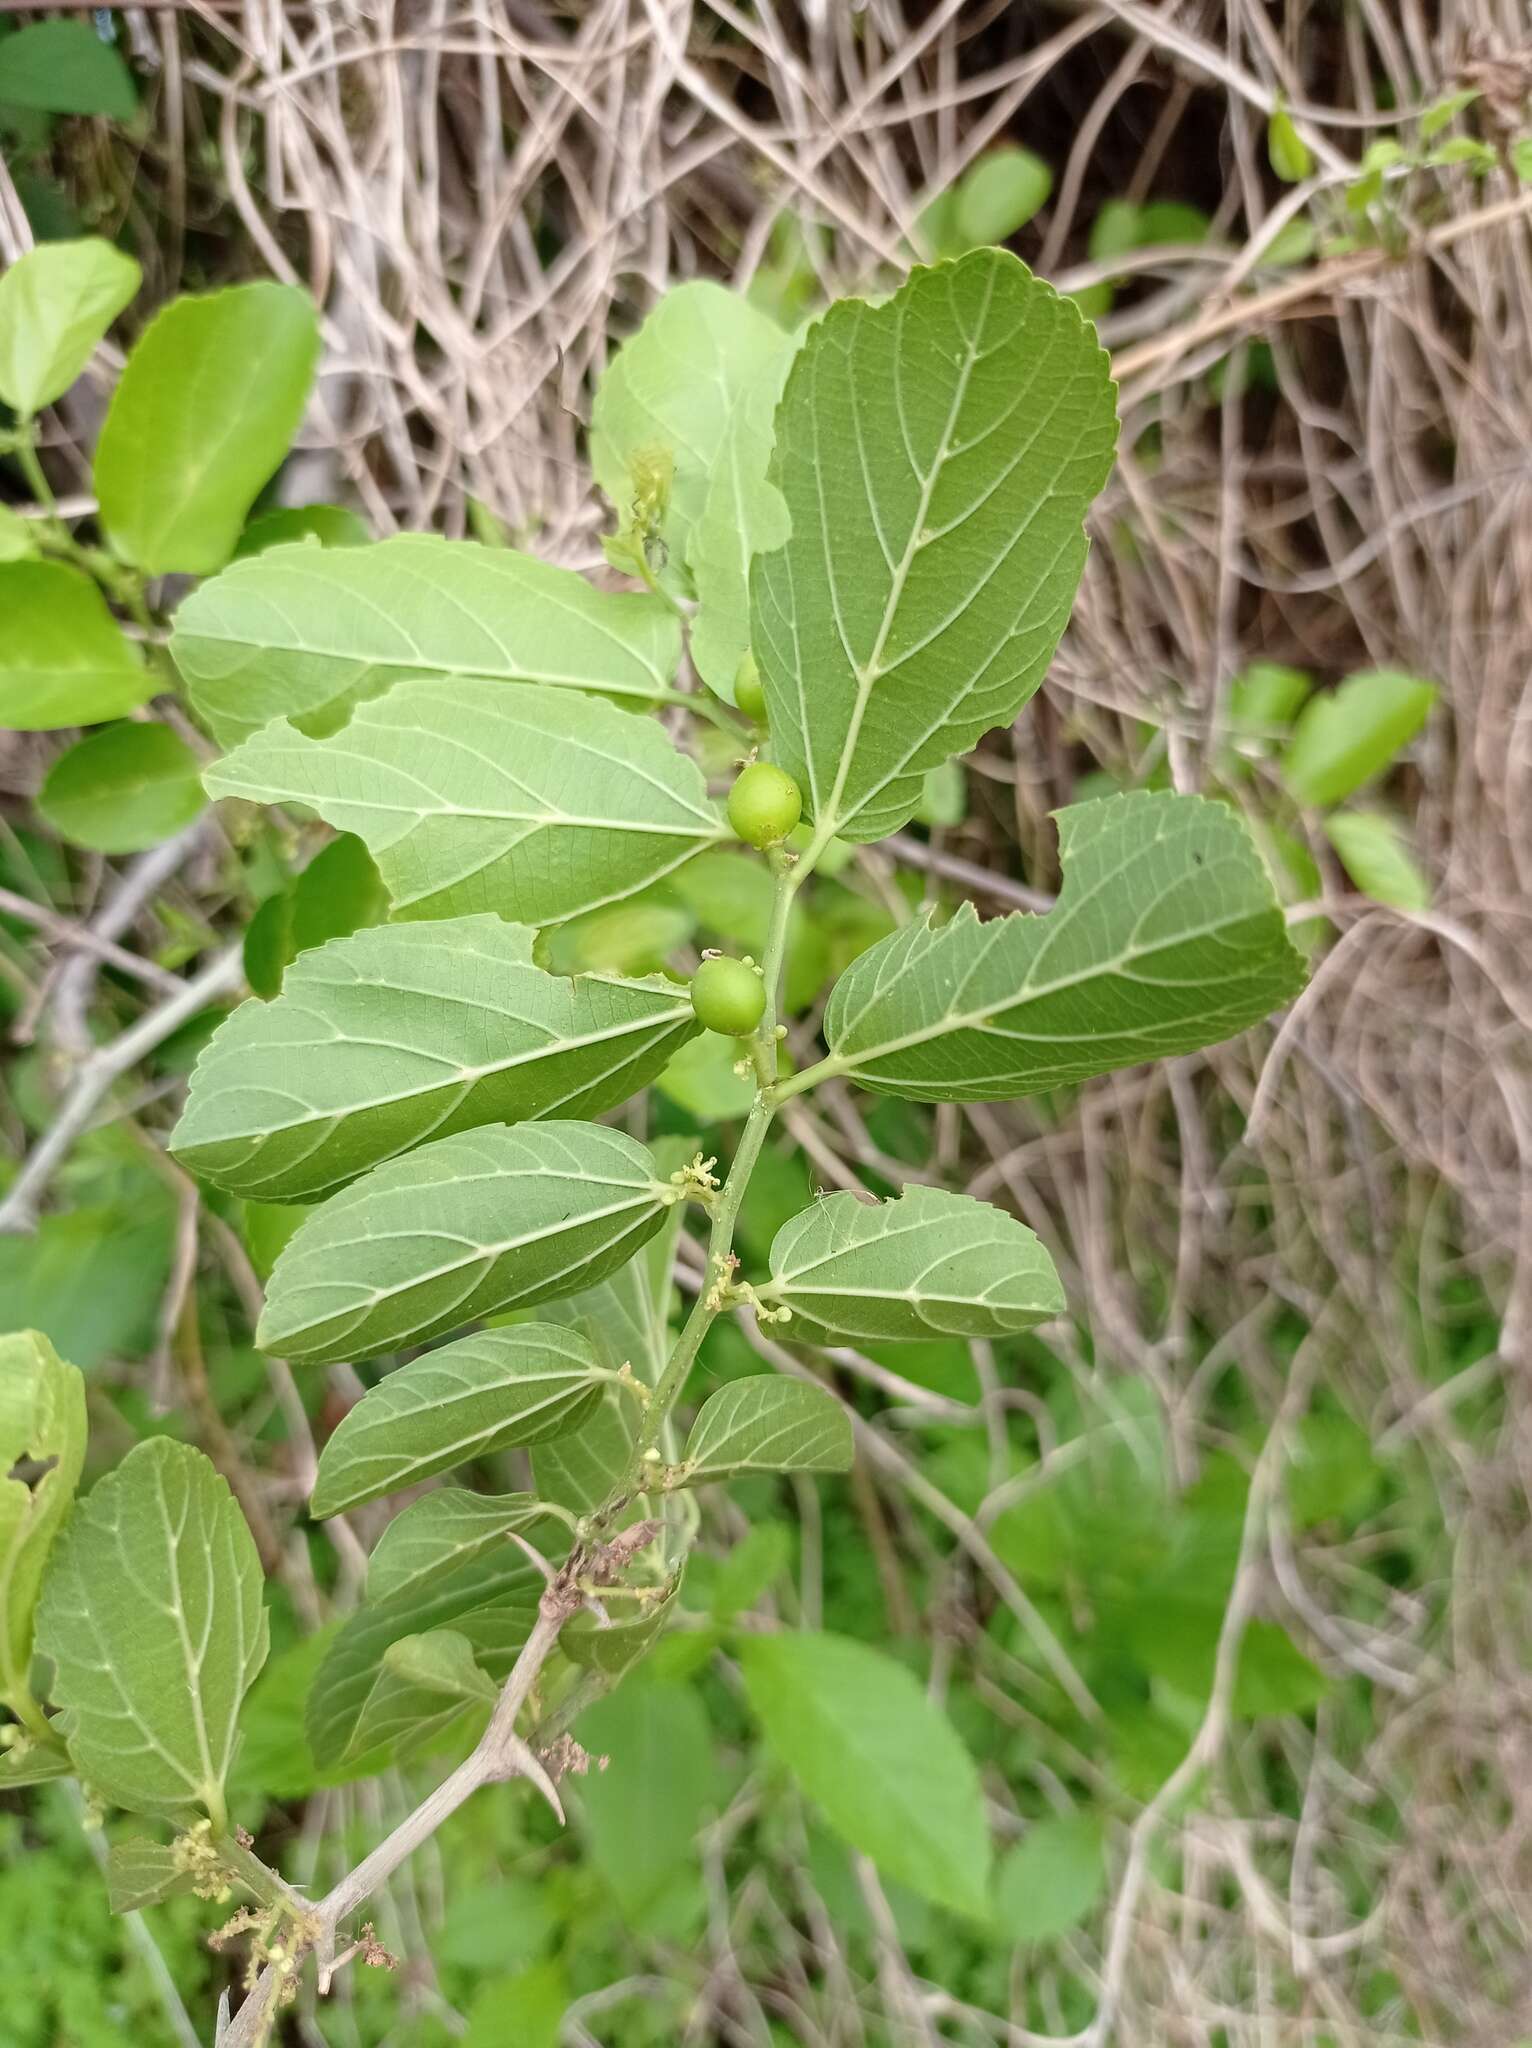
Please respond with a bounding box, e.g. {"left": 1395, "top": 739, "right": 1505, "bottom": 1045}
{"left": 626, "top": 847, "right": 802, "bottom": 1475}
{"left": 12, "top": 423, "right": 59, "bottom": 517}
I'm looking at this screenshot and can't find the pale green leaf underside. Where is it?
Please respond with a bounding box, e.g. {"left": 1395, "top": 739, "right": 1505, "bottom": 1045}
{"left": 107, "top": 1838, "right": 196, "bottom": 1915}
{"left": 307, "top": 1547, "right": 542, "bottom": 1770}
{"left": 205, "top": 679, "right": 724, "bottom": 927}
{"left": 686, "top": 335, "right": 803, "bottom": 698}
{"left": 682, "top": 1378, "right": 852, "bottom": 1482}
{"left": 367, "top": 1490, "right": 562, "bottom": 1607}
{"left": 0, "top": 1743, "right": 72, "bottom": 1788}
{"left": 752, "top": 249, "right": 1118, "bottom": 842}
{"left": 591, "top": 280, "right": 789, "bottom": 567}
{"left": 563, "top": 1577, "right": 680, "bottom": 1677}
{"left": 0, "top": 237, "right": 141, "bottom": 418}
{"left": 0, "top": 1328, "right": 86, "bottom": 1708}
{"left": 172, "top": 916, "right": 697, "bottom": 1202}
{"left": 824, "top": 792, "right": 1306, "bottom": 1100}
{"left": 94, "top": 283, "right": 320, "bottom": 577}
{"left": 0, "top": 560, "right": 151, "bottom": 730}
{"left": 531, "top": 1386, "right": 635, "bottom": 1517}
{"left": 740, "top": 1630, "right": 992, "bottom": 1919}
{"left": 258, "top": 1120, "right": 669, "bottom": 1365}
{"left": 311, "top": 1324, "right": 607, "bottom": 1517}
{"left": 34, "top": 1439, "right": 268, "bottom": 1823}
{"left": 382, "top": 1629, "right": 498, "bottom": 1704}
{"left": 760, "top": 1185, "right": 1062, "bottom": 1343}
{"left": 172, "top": 535, "right": 683, "bottom": 747}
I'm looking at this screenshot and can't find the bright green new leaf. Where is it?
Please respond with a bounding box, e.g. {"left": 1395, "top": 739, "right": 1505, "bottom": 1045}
{"left": 234, "top": 503, "right": 370, "bottom": 558}
{"left": 382, "top": 1630, "right": 498, "bottom": 1705}
{"left": 106, "top": 1839, "right": 195, "bottom": 1916}
{"left": 1281, "top": 669, "right": 1437, "bottom": 807}
{"left": 204, "top": 679, "right": 723, "bottom": 926}
{"left": 740, "top": 1631, "right": 991, "bottom": 1919}
{"left": 0, "top": 506, "right": 37, "bottom": 561}
{"left": 0, "top": 20, "right": 137, "bottom": 117}
{"left": 0, "top": 560, "right": 151, "bottom": 730}
{"left": 1227, "top": 661, "right": 1311, "bottom": 735}
{"left": 0, "top": 238, "right": 140, "bottom": 417}
{"left": 0, "top": 1330, "right": 86, "bottom": 1716}
{"left": 576, "top": 1679, "right": 716, "bottom": 1918}
{"left": 310, "top": 1325, "right": 609, "bottom": 1517}
{"left": 307, "top": 1546, "right": 542, "bottom": 1770}
{"left": 1419, "top": 89, "right": 1481, "bottom": 142}
{"left": 759, "top": 1185, "right": 1063, "bottom": 1343}
{"left": 687, "top": 337, "right": 802, "bottom": 698}
{"left": 1267, "top": 107, "right": 1313, "bottom": 183}
{"left": 954, "top": 147, "right": 1053, "bottom": 249}
{"left": 34, "top": 1438, "right": 268, "bottom": 1827}
{"left": 258, "top": 1121, "right": 670, "bottom": 1365}
{"left": 368, "top": 1491, "right": 564, "bottom": 1606}
{"left": 172, "top": 535, "right": 682, "bottom": 746}
{"left": 591, "top": 281, "right": 788, "bottom": 568}
{"left": 173, "top": 916, "right": 697, "bottom": 1201}
{"left": 751, "top": 250, "right": 1117, "bottom": 843}
{"left": 680, "top": 1379, "right": 852, "bottom": 1483}
{"left": 37, "top": 721, "right": 206, "bottom": 854}
{"left": 1324, "top": 810, "right": 1431, "bottom": 911}
{"left": 994, "top": 1815, "right": 1105, "bottom": 1940}
{"left": 94, "top": 283, "right": 321, "bottom": 576}
{"left": 820, "top": 792, "right": 1305, "bottom": 1101}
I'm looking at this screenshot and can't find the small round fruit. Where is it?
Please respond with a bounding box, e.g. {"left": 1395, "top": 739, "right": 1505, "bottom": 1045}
{"left": 728, "top": 761, "right": 802, "bottom": 849}
{"left": 735, "top": 652, "right": 767, "bottom": 723}
{"left": 691, "top": 955, "right": 766, "bottom": 1036}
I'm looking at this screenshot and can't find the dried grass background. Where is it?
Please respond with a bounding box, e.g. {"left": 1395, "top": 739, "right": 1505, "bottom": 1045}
{"left": 5, "top": 3, "right": 1532, "bottom": 2044}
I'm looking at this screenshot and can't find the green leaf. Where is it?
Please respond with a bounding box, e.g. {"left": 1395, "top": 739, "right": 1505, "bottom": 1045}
{"left": 0, "top": 560, "right": 151, "bottom": 730}
{"left": 759, "top": 1185, "right": 1062, "bottom": 1343}
{"left": 993, "top": 1815, "right": 1105, "bottom": 1940}
{"left": 752, "top": 250, "right": 1117, "bottom": 843}
{"left": 687, "top": 337, "right": 802, "bottom": 699}
{"left": 1281, "top": 669, "right": 1437, "bottom": 807}
{"left": 34, "top": 1438, "right": 268, "bottom": 1825}
{"left": 94, "top": 284, "right": 321, "bottom": 576}
{"left": 0, "top": 20, "right": 137, "bottom": 117}
{"left": 462, "top": 1964, "right": 568, "bottom": 2048}
{"left": 106, "top": 1839, "right": 196, "bottom": 1915}
{"left": 172, "top": 535, "right": 682, "bottom": 747}
{"left": 367, "top": 1491, "right": 562, "bottom": 1606}
{"left": 1267, "top": 107, "right": 1313, "bottom": 183}
{"left": 381, "top": 1629, "right": 498, "bottom": 1704}
{"left": 234, "top": 503, "right": 369, "bottom": 558}
{"left": 174, "top": 916, "right": 695, "bottom": 1201}
{"left": 310, "top": 1325, "right": 608, "bottom": 1517}
{"left": 307, "top": 1547, "right": 542, "bottom": 1770}
{"left": 37, "top": 722, "right": 206, "bottom": 854}
{"left": 821, "top": 792, "right": 1305, "bottom": 1101}
{"left": 563, "top": 1576, "right": 680, "bottom": 1679}
{"left": 531, "top": 1387, "right": 635, "bottom": 1515}
{"left": 654, "top": 1028, "right": 756, "bottom": 1123}
{"left": 954, "top": 148, "right": 1053, "bottom": 248}
{"left": 1323, "top": 809, "right": 1430, "bottom": 911}
{"left": 242, "top": 832, "right": 387, "bottom": 1001}
{"left": 1419, "top": 89, "right": 1480, "bottom": 142}
{"left": 680, "top": 1379, "right": 851, "bottom": 1483}
{"left": 0, "top": 505, "right": 38, "bottom": 562}
{"left": 1512, "top": 136, "right": 1532, "bottom": 184}
{"left": 258, "top": 1121, "right": 671, "bottom": 1365}
{"left": 204, "top": 680, "right": 723, "bottom": 926}
{"left": 0, "top": 1738, "right": 72, "bottom": 1787}
{"left": 591, "top": 281, "right": 788, "bottom": 568}
{"left": 0, "top": 237, "right": 140, "bottom": 417}
{"left": 1228, "top": 660, "right": 1311, "bottom": 735}
{"left": 0, "top": 1202, "right": 172, "bottom": 1368}
{"left": 576, "top": 1679, "right": 716, "bottom": 1919}
{"left": 740, "top": 1632, "right": 991, "bottom": 1918}
{"left": 0, "top": 1330, "right": 86, "bottom": 1715}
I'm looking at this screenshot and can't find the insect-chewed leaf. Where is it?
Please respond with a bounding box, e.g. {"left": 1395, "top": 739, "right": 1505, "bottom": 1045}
{"left": 681, "top": 1378, "right": 852, "bottom": 1484}
{"left": 171, "top": 917, "right": 698, "bottom": 1202}
{"left": 204, "top": 679, "right": 724, "bottom": 927}
{"left": 0, "top": 1329, "right": 86, "bottom": 1713}
{"left": 823, "top": 792, "right": 1306, "bottom": 1100}
{"left": 34, "top": 1439, "right": 268, "bottom": 1826}
{"left": 591, "top": 281, "right": 789, "bottom": 568}
{"left": 307, "top": 1547, "right": 542, "bottom": 1771}
{"left": 311, "top": 1326, "right": 608, "bottom": 1518}
{"left": 739, "top": 1630, "right": 991, "bottom": 1920}
{"left": 106, "top": 1838, "right": 196, "bottom": 1915}
{"left": 367, "top": 1491, "right": 564, "bottom": 1606}
{"left": 258, "top": 1121, "right": 671, "bottom": 1365}
{"left": 751, "top": 249, "right": 1117, "bottom": 844}
{"left": 758, "top": 1185, "right": 1062, "bottom": 1343}
{"left": 172, "top": 534, "right": 682, "bottom": 746}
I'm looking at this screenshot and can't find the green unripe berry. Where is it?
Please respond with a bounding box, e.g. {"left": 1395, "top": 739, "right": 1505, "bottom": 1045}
{"left": 735, "top": 652, "right": 767, "bottom": 724}
{"left": 727, "top": 761, "right": 802, "bottom": 849}
{"left": 691, "top": 954, "right": 766, "bottom": 1036}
